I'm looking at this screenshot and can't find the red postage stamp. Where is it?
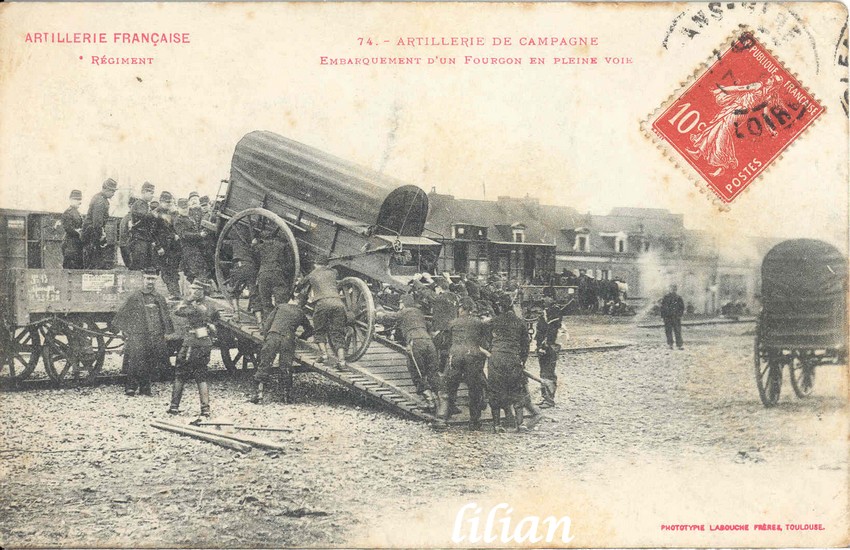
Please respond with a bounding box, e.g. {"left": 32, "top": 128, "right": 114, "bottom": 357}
{"left": 646, "top": 30, "right": 824, "bottom": 204}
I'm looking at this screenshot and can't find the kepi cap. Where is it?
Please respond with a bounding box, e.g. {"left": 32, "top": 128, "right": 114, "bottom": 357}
{"left": 102, "top": 178, "right": 118, "bottom": 191}
{"left": 188, "top": 191, "right": 200, "bottom": 200}
{"left": 177, "top": 198, "right": 189, "bottom": 209}
{"left": 141, "top": 181, "right": 155, "bottom": 193}
{"left": 199, "top": 195, "right": 210, "bottom": 206}
{"left": 69, "top": 189, "right": 82, "bottom": 200}
{"left": 142, "top": 267, "right": 159, "bottom": 277}
{"left": 159, "top": 191, "right": 173, "bottom": 202}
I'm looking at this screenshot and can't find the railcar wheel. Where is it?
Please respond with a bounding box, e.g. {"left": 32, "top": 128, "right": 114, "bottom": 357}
{"left": 789, "top": 356, "right": 816, "bottom": 398}
{"left": 0, "top": 325, "right": 42, "bottom": 383}
{"left": 215, "top": 208, "right": 300, "bottom": 314}
{"left": 336, "top": 277, "right": 375, "bottom": 362}
{"left": 41, "top": 319, "right": 106, "bottom": 386}
{"left": 754, "top": 333, "right": 782, "bottom": 407}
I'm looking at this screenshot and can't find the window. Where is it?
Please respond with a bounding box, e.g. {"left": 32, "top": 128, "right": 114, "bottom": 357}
{"left": 616, "top": 238, "right": 626, "bottom": 253}
{"left": 513, "top": 229, "right": 525, "bottom": 243}
{"left": 601, "top": 269, "right": 610, "bottom": 280}
{"left": 575, "top": 235, "right": 588, "bottom": 252}
{"left": 643, "top": 241, "right": 651, "bottom": 252}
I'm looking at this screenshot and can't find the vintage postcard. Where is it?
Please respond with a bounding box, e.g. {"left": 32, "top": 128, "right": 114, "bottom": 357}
{"left": 0, "top": 2, "right": 848, "bottom": 548}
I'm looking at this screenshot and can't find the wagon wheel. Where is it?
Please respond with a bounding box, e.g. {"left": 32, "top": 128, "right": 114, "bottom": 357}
{"left": 753, "top": 332, "right": 782, "bottom": 407}
{"left": 789, "top": 355, "right": 816, "bottom": 398}
{"left": 218, "top": 329, "right": 259, "bottom": 373}
{"left": 335, "top": 277, "right": 375, "bottom": 362}
{"left": 41, "top": 319, "right": 106, "bottom": 386}
{"left": 0, "top": 325, "right": 42, "bottom": 383}
{"left": 215, "top": 208, "right": 300, "bottom": 314}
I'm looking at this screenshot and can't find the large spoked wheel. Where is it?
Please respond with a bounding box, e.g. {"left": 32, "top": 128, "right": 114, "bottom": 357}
{"left": 0, "top": 325, "right": 42, "bottom": 383}
{"left": 335, "top": 277, "right": 375, "bottom": 363}
{"left": 789, "top": 355, "right": 816, "bottom": 398}
{"left": 41, "top": 319, "right": 106, "bottom": 386}
{"left": 754, "top": 333, "right": 782, "bottom": 407}
{"left": 215, "top": 208, "right": 300, "bottom": 314}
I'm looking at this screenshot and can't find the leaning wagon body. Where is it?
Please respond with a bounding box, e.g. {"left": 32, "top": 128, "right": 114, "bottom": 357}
{"left": 754, "top": 238, "right": 848, "bottom": 406}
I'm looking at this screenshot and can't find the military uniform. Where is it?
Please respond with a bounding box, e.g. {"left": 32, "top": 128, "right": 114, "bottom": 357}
{"left": 488, "top": 308, "right": 529, "bottom": 430}
{"left": 302, "top": 265, "right": 346, "bottom": 351}
{"left": 175, "top": 207, "right": 211, "bottom": 283}
{"left": 383, "top": 300, "right": 439, "bottom": 396}
{"left": 252, "top": 238, "right": 293, "bottom": 317}
{"left": 128, "top": 201, "right": 158, "bottom": 270}
{"left": 153, "top": 197, "right": 181, "bottom": 298}
{"left": 444, "top": 310, "right": 489, "bottom": 429}
{"left": 660, "top": 290, "right": 685, "bottom": 349}
{"left": 254, "top": 303, "right": 312, "bottom": 403}
{"left": 536, "top": 303, "right": 563, "bottom": 406}
{"left": 60, "top": 200, "right": 84, "bottom": 269}
{"left": 168, "top": 289, "right": 220, "bottom": 415}
{"left": 230, "top": 239, "right": 259, "bottom": 311}
{"left": 113, "top": 280, "right": 173, "bottom": 395}
{"left": 83, "top": 179, "right": 116, "bottom": 269}
{"left": 430, "top": 289, "right": 458, "bottom": 373}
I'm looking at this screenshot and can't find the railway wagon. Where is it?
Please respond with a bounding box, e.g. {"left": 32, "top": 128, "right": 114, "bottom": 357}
{"left": 209, "top": 131, "right": 444, "bottom": 363}
{"left": 754, "top": 239, "right": 848, "bottom": 406}
{"left": 0, "top": 208, "right": 169, "bottom": 386}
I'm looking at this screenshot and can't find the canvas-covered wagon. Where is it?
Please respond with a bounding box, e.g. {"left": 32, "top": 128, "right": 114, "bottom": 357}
{"left": 754, "top": 239, "right": 848, "bottom": 406}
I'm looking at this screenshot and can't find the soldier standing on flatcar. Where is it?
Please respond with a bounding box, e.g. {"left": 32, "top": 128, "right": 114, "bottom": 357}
{"left": 536, "top": 291, "right": 564, "bottom": 409}
{"left": 82, "top": 178, "right": 117, "bottom": 269}
{"left": 60, "top": 190, "right": 84, "bottom": 269}
{"left": 488, "top": 294, "right": 530, "bottom": 432}
{"left": 168, "top": 278, "right": 220, "bottom": 419}
{"left": 441, "top": 296, "right": 489, "bottom": 431}
{"left": 153, "top": 191, "right": 182, "bottom": 299}
{"left": 113, "top": 267, "right": 173, "bottom": 396}
{"left": 175, "top": 193, "right": 211, "bottom": 283}
{"left": 300, "top": 255, "right": 348, "bottom": 367}
{"left": 251, "top": 231, "right": 293, "bottom": 322}
{"left": 127, "top": 199, "right": 158, "bottom": 270}
{"left": 250, "top": 297, "right": 313, "bottom": 404}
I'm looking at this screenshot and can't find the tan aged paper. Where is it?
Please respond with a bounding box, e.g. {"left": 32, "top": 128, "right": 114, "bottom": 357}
{"left": 0, "top": 2, "right": 848, "bottom": 548}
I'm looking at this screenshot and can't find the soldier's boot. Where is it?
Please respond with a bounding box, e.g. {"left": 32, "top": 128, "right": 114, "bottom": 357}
{"left": 539, "top": 380, "right": 556, "bottom": 408}
{"left": 197, "top": 381, "right": 211, "bottom": 417}
{"left": 491, "top": 406, "right": 504, "bottom": 433}
{"left": 503, "top": 406, "right": 516, "bottom": 431}
{"left": 336, "top": 348, "right": 347, "bottom": 368}
{"left": 280, "top": 382, "right": 293, "bottom": 405}
{"left": 248, "top": 382, "right": 264, "bottom": 404}
{"left": 520, "top": 395, "right": 543, "bottom": 431}
{"left": 430, "top": 392, "right": 451, "bottom": 430}
{"left": 468, "top": 408, "right": 482, "bottom": 432}
{"left": 514, "top": 404, "right": 525, "bottom": 432}
{"left": 167, "top": 378, "right": 185, "bottom": 414}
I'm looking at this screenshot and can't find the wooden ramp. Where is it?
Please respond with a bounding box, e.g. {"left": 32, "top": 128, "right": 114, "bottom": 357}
{"left": 215, "top": 304, "right": 485, "bottom": 425}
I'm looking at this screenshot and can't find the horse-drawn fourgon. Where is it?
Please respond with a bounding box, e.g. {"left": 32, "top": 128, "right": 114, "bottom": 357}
{"left": 208, "top": 131, "right": 444, "bottom": 365}
{"left": 754, "top": 239, "right": 848, "bottom": 407}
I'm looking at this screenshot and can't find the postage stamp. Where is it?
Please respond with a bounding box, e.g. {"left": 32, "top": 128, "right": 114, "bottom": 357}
{"left": 645, "top": 29, "right": 824, "bottom": 204}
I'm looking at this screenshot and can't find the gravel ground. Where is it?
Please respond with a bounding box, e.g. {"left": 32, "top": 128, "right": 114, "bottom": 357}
{"left": 1, "top": 318, "right": 847, "bottom": 547}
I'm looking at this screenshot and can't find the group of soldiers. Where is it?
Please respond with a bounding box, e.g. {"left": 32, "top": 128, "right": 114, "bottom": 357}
{"left": 60, "top": 179, "right": 215, "bottom": 298}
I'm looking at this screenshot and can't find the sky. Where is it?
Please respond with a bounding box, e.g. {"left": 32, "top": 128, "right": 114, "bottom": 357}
{"left": 0, "top": 2, "right": 847, "bottom": 246}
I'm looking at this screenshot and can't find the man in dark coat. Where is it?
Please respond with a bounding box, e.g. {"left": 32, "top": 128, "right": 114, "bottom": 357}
{"left": 175, "top": 197, "right": 211, "bottom": 283}
{"left": 168, "top": 278, "right": 220, "bottom": 419}
{"left": 113, "top": 268, "right": 173, "bottom": 396}
{"left": 127, "top": 199, "right": 158, "bottom": 270}
{"left": 488, "top": 295, "right": 530, "bottom": 432}
{"left": 83, "top": 178, "right": 117, "bottom": 269}
{"left": 536, "top": 292, "right": 564, "bottom": 408}
{"left": 660, "top": 284, "right": 685, "bottom": 350}
{"left": 60, "top": 190, "right": 84, "bottom": 269}
{"left": 430, "top": 277, "right": 458, "bottom": 374}
{"left": 300, "top": 256, "right": 347, "bottom": 366}
{"left": 153, "top": 191, "right": 181, "bottom": 299}
{"left": 250, "top": 298, "right": 313, "bottom": 404}
{"left": 442, "top": 296, "right": 489, "bottom": 430}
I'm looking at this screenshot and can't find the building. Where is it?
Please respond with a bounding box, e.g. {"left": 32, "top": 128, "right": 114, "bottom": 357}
{"left": 425, "top": 191, "right": 778, "bottom": 313}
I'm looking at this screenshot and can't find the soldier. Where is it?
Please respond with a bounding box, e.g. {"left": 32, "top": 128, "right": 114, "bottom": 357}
{"left": 83, "top": 178, "right": 117, "bottom": 269}
{"left": 199, "top": 195, "right": 211, "bottom": 216}
{"left": 168, "top": 278, "right": 220, "bottom": 419}
{"left": 660, "top": 284, "right": 685, "bottom": 350}
{"left": 153, "top": 191, "right": 182, "bottom": 299}
{"left": 250, "top": 297, "right": 313, "bottom": 404}
{"left": 118, "top": 197, "right": 134, "bottom": 268}
{"left": 251, "top": 232, "right": 293, "bottom": 321}
{"left": 536, "top": 292, "right": 563, "bottom": 408}
{"left": 442, "top": 296, "right": 489, "bottom": 430}
{"left": 378, "top": 294, "right": 440, "bottom": 408}
{"left": 300, "top": 256, "right": 347, "bottom": 366}
{"left": 60, "top": 190, "right": 84, "bottom": 269}
{"left": 113, "top": 267, "right": 173, "bottom": 396}
{"left": 127, "top": 199, "right": 158, "bottom": 270}
{"left": 175, "top": 195, "right": 211, "bottom": 283}
{"left": 230, "top": 231, "right": 259, "bottom": 313}
{"left": 488, "top": 294, "right": 530, "bottom": 432}
{"left": 430, "top": 276, "right": 458, "bottom": 374}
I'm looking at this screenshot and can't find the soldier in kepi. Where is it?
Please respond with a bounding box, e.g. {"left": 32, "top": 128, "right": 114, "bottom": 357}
{"left": 83, "top": 178, "right": 117, "bottom": 269}
{"left": 60, "top": 189, "right": 84, "bottom": 269}
{"left": 252, "top": 230, "right": 294, "bottom": 323}
{"left": 152, "top": 191, "right": 182, "bottom": 299}
{"left": 377, "top": 294, "right": 440, "bottom": 410}
{"left": 299, "top": 255, "right": 348, "bottom": 367}
{"left": 250, "top": 296, "right": 313, "bottom": 405}
{"left": 168, "top": 278, "right": 220, "bottom": 420}
{"left": 113, "top": 267, "right": 173, "bottom": 396}
{"left": 175, "top": 192, "right": 211, "bottom": 284}
{"left": 660, "top": 284, "right": 685, "bottom": 350}
{"left": 127, "top": 199, "right": 157, "bottom": 270}
{"left": 536, "top": 289, "right": 564, "bottom": 409}
{"left": 442, "top": 296, "right": 489, "bottom": 431}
